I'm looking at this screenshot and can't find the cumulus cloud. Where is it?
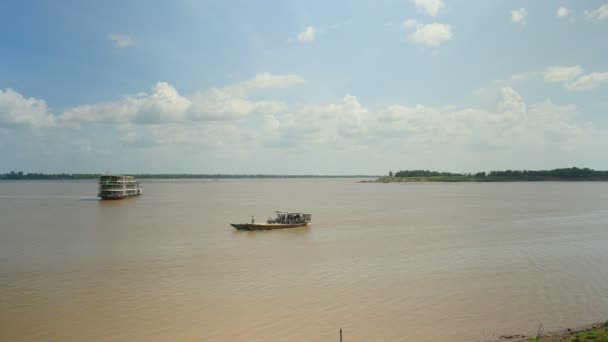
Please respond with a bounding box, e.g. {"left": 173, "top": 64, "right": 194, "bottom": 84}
{"left": 2, "top": 75, "right": 603, "bottom": 173}
{"left": 187, "top": 73, "right": 304, "bottom": 120}
{"left": 402, "top": 19, "right": 419, "bottom": 29}
{"left": 60, "top": 73, "right": 304, "bottom": 125}
{"left": 412, "top": 0, "right": 444, "bottom": 17}
{"left": 407, "top": 23, "right": 453, "bottom": 47}
{"left": 59, "top": 73, "right": 304, "bottom": 125}
{"left": 108, "top": 34, "right": 133, "bottom": 48}
{"left": 297, "top": 26, "right": 317, "bottom": 43}
{"left": 542, "top": 66, "right": 608, "bottom": 92}
{"left": 475, "top": 71, "right": 540, "bottom": 95}
{"left": 61, "top": 82, "right": 190, "bottom": 125}
{"left": 565, "top": 72, "right": 608, "bottom": 91}
{"left": 257, "top": 86, "right": 593, "bottom": 156}
{"left": 556, "top": 6, "right": 570, "bottom": 18}
{"left": 477, "top": 65, "right": 608, "bottom": 93}
{"left": 222, "top": 73, "right": 305, "bottom": 96}
{"left": 511, "top": 8, "right": 528, "bottom": 26}
{"left": 499, "top": 87, "right": 527, "bottom": 115}
{"left": 585, "top": 2, "right": 608, "bottom": 21}
{"left": 0, "top": 88, "right": 55, "bottom": 128}
{"left": 94, "top": 85, "right": 593, "bottom": 157}
{"left": 544, "top": 65, "right": 584, "bottom": 83}
{"left": 370, "top": 87, "right": 591, "bottom": 151}
{"left": 188, "top": 89, "right": 287, "bottom": 121}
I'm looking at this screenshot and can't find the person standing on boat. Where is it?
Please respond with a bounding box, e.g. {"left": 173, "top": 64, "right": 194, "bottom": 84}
{"left": 251, "top": 216, "right": 255, "bottom": 224}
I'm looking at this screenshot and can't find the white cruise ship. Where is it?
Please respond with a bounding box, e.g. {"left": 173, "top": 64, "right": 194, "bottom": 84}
{"left": 98, "top": 175, "right": 142, "bottom": 200}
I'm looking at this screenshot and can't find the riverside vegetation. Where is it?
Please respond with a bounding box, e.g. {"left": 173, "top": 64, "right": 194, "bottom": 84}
{"left": 509, "top": 321, "right": 608, "bottom": 341}
{"left": 0, "top": 172, "right": 376, "bottom": 180}
{"left": 376, "top": 167, "right": 608, "bottom": 183}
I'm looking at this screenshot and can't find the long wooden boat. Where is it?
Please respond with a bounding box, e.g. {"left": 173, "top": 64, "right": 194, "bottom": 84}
{"left": 231, "top": 211, "right": 311, "bottom": 231}
{"left": 231, "top": 222, "right": 309, "bottom": 230}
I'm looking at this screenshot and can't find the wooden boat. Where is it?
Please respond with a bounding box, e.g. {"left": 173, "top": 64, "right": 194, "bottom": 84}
{"left": 231, "top": 222, "right": 309, "bottom": 230}
{"left": 231, "top": 212, "right": 311, "bottom": 231}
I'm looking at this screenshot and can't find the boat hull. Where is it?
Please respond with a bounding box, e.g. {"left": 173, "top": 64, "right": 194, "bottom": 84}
{"left": 231, "top": 223, "right": 309, "bottom": 231}
{"left": 99, "top": 193, "right": 141, "bottom": 200}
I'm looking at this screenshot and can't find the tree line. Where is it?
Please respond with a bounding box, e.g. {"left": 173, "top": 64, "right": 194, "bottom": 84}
{"left": 0, "top": 172, "right": 97, "bottom": 180}
{"left": 0, "top": 172, "right": 377, "bottom": 180}
{"left": 388, "top": 167, "right": 608, "bottom": 180}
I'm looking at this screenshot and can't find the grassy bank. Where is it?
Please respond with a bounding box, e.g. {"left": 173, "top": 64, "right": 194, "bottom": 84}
{"left": 496, "top": 321, "right": 608, "bottom": 342}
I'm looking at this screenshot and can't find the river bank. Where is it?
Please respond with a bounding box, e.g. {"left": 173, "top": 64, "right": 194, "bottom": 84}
{"left": 369, "top": 176, "right": 608, "bottom": 183}
{"left": 495, "top": 321, "right": 608, "bottom": 341}
{"left": 370, "top": 167, "right": 608, "bottom": 182}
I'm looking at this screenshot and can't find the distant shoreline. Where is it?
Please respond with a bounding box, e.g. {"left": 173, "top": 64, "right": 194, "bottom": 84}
{"left": 370, "top": 167, "right": 608, "bottom": 183}
{"left": 370, "top": 176, "right": 608, "bottom": 183}
{"left": 0, "top": 173, "right": 378, "bottom": 180}
{"left": 4, "top": 167, "right": 608, "bottom": 182}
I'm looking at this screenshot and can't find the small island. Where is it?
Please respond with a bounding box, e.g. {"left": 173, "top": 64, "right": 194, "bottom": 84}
{"left": 374, "top": 167, "right": 608, "bottom": 183}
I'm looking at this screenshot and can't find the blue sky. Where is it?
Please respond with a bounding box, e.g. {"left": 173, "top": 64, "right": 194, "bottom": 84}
{"left": 1, "top": 0, "right": 607, "bottom": 174}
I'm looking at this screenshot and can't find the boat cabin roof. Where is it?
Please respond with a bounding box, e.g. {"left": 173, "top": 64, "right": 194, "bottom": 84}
{"left": 99, "top": 175, "right": 135, "bottom": 180}
{"left": 275, "top": 211, "right": 311, "bottom": 216}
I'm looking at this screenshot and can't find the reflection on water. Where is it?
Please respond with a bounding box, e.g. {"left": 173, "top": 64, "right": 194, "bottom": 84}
{"left": 2, "top": 179, "right": 608, "bottom": 341}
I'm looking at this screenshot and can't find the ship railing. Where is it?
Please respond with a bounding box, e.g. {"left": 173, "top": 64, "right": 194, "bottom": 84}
{"left": 99, "top": 176, "right": 135, "bottom": 182}
{"left": 99, "top": 185, "right": 125, "bottom": 189}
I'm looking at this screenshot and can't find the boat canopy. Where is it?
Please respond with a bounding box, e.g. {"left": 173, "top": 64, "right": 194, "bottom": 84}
{"left": 268, "top": 211, "right": 311, "bottom": 224}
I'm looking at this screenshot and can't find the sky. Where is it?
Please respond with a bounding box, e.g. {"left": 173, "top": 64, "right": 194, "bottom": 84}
{"left": 1, "top": 0, "right": 607, "bottom": 174}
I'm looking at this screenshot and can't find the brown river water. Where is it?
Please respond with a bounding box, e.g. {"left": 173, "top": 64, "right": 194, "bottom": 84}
{"left": 2, "top": 179, "right": 608, "bottom": 341}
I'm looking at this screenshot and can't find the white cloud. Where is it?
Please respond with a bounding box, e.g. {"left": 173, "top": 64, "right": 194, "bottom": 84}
{"left": 107, "top": 34, "right": 133, "bottom": 48}
{"left": 61, "top": 82, "right": 190, "bottom": 125}
{"left": 565, "top": 72, "right": 608, "bottom": 91}
{"left": 370, "top": 87, "right": 591, "bottom": 151}
{"left": 2, "top": 76, "right": 604, "bottom": 173}
{"left": 402, "top": 19, "right": 419, "bottom": 29}
{"left": 59, "top": 73, "right": 304, "bottom": 125}
{"left": 473, "top": 71, "right": 543, "bottom": 97}
{"left": 188, "top": 89, "right": 287, "bottom": 121}
{"left": 0, "top": 88, "right": 55, "bottom": 128}
{"left": 585, "top": 2, "right": 608, "bottom": 21}
{"left": 223, "top": 73, "right": 305, "bottom": 96}
{"left": 556, "top": 6, "right": 570, "bottom": 18}
{"left": 478, "top": 65, "right": 608, "bottom": 93}
{"left": 260, "top": 86, "right": 593, "bottom": 156}
{"left": 544, "top": 65, "right": 584, "bottom": 83}
{"left": 499, "top": 87, "right": 527, "bottom": 115}
{"left": 407, "top": 23, "right": 453, "bottom": 47}
{"left": 412, "top": 0, "right": 444, "bottom": 17}
{"left": 511, "top": 8, "right": 528, "bottom": 26}
{"left": 297, "top": 26, "right": 317, "bottom": 43}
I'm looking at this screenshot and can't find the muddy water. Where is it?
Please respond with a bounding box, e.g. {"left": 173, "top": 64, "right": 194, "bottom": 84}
{"left": 2, "top": 179, "right": 608, "bottom": 341}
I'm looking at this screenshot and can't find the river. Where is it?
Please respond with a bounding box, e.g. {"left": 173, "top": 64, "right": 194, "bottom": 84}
{"left": 2, "top": 179, "right": 608, "bottom": 341}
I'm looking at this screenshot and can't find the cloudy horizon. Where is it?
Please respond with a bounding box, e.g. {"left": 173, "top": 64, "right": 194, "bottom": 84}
{"left": 1, "top": 0, "right": 607, "bottom": 174}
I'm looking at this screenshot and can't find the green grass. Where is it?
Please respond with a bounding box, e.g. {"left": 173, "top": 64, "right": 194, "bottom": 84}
{"left": 528, "top": 326, "right": 608, "bottom": 341}
{"left": 567, "top": 327, "right": 608, "bottom": 342}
